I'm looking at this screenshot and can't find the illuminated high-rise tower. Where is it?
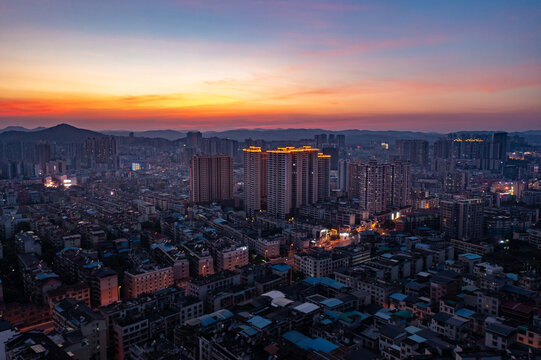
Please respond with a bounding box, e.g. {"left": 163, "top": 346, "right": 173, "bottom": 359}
{"left": 243, "top": 146, "right": 267, "bottom": 216}
{"left": 291, "top": 146, "right": 319, "bottom": 209}
{"left": 267, "top": 147, "right": 293, "bottom": 219}
{"left": 266, "top": 146, "right": 329, "bottom": 219}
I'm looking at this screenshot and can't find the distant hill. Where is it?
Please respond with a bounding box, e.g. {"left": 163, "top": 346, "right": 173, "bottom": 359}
{"left": 203, "top": 128, "right": 444, "bottom": 144}
{"left": 510, "top": 130, "right": 541, "bottom": 145}
{"left": 102, "top": 129, "right": 186, "bottom": 140}
{"left": 0, "top": 123, "right": 105, "bottom": 144}
{"left": 0, "top": 126, "right": 32, "bottom": 133}
{"left": 1, "top": 123, "right": 539, "bottom": 145}
{"left": 0, "top": 126, "right": 46, "bottom": 133}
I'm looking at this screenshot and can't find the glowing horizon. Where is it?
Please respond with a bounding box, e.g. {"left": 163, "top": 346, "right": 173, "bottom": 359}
{"left": 1, "top": 0, "right": 540, "bottom": 131}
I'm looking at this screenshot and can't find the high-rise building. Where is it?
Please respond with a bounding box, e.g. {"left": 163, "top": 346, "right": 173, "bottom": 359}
{"left": 267, "top": 148, "right": 293, "bottom": 219}
{"left": 201, "top": 137, "right": 239, "bottom": 159}
{"left": 434, "top": 133, "right": 507, "bottom": 171}
{"left": 434, "top": 138, "right": 452, "bottom": 159}
{"left": 35, "top": 141, "right": 51, "bottom": 173}
{"left": 336, "top": 134, "right": 346, "bottom": 148}
{"left": 317, "top": 153, "right": 331, "bottom": 202}
{"left": 440, "top": 198, "right": 484, "bottom": 240}
{"left": 395, "top": 139, "right": 428, "bottom": 165}
{"left": 84, "top": 136, "right": 118, "bottom": 169}
{"left": 314, "top": 134, "right": 327, "bottom": 148}
{"left": 348, "top": 160, "right": 388, "bottom": 215}
{"left": 348, "top": 160, "right": 411, "bottom": 215}
{"left": 444, "top": 172, "right": 469, "bottom": 193}
{"left": 338, "top": 159, "right": 349, "bottom": 192}
{"left": 328, "top": 134, "right": 335, "bottom": 144}
{"left": 291, "top": 146, "right": 319, "bottom": 209}
{"left": 492, "top": 132, "right": 508, "bottom": 165}
{"left": 243, "top": 146, "right": 267, "bottom": 216}
{"left": 321, "top": 146, "right": 339, "bottom": 170}
{"left": 388, "top": 161, "right": 411, "bottom": 209}
{"left": 190, "top": 154, "right": 233, "bottom": 204}
{"left": 186, "top": 131, "right": 202, "bottom": 150}
{"left": 266, "top": 146, "right": 330, "bottom": 218}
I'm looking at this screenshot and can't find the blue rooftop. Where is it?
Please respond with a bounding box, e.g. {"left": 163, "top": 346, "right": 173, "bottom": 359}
{"left": 308, "top": 338, "right": 339, "bottom": 354}
{"left": 455, "top": 308, "right": 476, "bottom": 318}
{"left": 303, "top": 277, "right": 346, "bottom": 290}
{"left": 214, "top": 309, "right": 234, "bottom": 320}
{"left": 247, "top": 316, "right": 272, "bottom": 329}
{"left": 283, "top": 330, "right": 309, "bottom": 344}
{"left": 324, "top": 310, "right": 340, "bottom": 320}
{"left": 321, "top": 298, "right": 343, "bottom": 308}
{"left": 459, "top": 253, "right": 482, "bottom": 260}
{"left": 238, "top": 325, "right": 259, "bottom": 337}
{"left": 36, "top": 272, "right": 59, "bottom": 280}
{"left": 199, "top": 309, "right": 233, "bottom": 327}
{"left": 405, "top": 326, "right": 422, "bottom": 334}
{"left": 408, "top": 334, "right": 426, "bottom": 344}
{"left": 200, "top": 315, "right": 216, "bottom": 327}
{"left": 282, "top": 331, "right": 339, "bottom": 354}
{"left": 415, "top": 302, "right": 430, "bottom": 309}
{"left": 213, "top": 218, "right": 227, "bottom": 224}
{"left": 272, "top": 264, "right": 291, "bottom": 272}
{"left": 375, "top": 308, "right": 392, "bottom": 320}
{"left": 390, "top": 293, "right": 408, "bottom": 301}
{"left": 83, "top": 261, "right": 103, "bottom": 268}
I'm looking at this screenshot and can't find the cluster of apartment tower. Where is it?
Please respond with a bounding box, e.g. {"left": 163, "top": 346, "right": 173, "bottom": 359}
{"left": 189, "top": 145, "right": 412, "bottom": 220}
{"left": 244, "top": 146, "right": 332, "bottom": 219}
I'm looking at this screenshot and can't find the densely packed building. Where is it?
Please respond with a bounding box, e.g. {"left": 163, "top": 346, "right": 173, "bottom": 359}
{"left": 1, "top": 129, "right": 541, "bottom": 359}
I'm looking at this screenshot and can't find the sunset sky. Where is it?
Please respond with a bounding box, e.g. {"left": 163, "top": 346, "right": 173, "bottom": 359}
{"left": 1, "top": 0, "right": 540, "bottom": 131}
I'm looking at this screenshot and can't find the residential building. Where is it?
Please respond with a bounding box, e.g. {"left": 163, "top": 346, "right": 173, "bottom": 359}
{"left": 190, "top": 154, "right": 233, "bottom": 204}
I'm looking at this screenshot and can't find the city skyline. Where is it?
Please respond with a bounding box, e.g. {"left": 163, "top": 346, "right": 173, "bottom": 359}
{"left": 2, "top": 2, "right": 541, "bottom": 357}
{"left": 1, "top": 0, "right": 540, "bottom": 131}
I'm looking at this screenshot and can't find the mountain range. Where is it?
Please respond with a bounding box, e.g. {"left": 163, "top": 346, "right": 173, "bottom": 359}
{"left": 1, "top": 124, "right": 540, "bottom": 145}
{"left": 0, "top": 126, "right": 47, "bottom": 133}
{"left": 0, "top": 124, "right": 105, "bottom": 144}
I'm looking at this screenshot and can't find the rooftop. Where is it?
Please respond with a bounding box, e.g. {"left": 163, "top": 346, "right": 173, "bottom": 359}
{"left": 293, "top": 302, "right": 320, "bottom": 314}
{"left": 282, "top": 330, "right": 338, "bottom": 354}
